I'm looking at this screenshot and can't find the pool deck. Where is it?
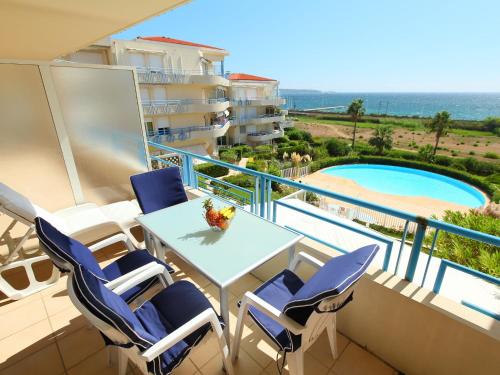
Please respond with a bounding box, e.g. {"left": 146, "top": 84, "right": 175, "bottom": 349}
{"left": 301, "top": 171, "right": 474, "bottom": 218}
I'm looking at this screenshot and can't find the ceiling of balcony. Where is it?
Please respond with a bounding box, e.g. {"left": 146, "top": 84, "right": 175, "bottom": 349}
{"left": 0, "top": 0, "right": 190, "bottom": 60}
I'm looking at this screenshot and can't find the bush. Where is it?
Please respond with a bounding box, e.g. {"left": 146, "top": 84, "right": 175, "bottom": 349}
{"left": 325, "top": 138, "right": 350, "bottom": 157}
{"left": 254, "top": 145, "right": 273, "bottom": 153}
{"left": 223, "top": 174, "right": 255, "bottom": 188}
{"left": 462, "top": 157, "right": 497, "bottom": 176}
{"left": 434, "top": 155, "right": 452, "bottom": 166}
{"left": 285, "top": 129, "right": 313, "bottom": 142}
{"left": 219, "top": 150, "right": 239, "bottom": 163}
{"left": 485, "top": 173, "right": 500, "bottom": 185}
{"left": 277, "top": 143, "right": 311, "bottom": 158}
{"left": 386, "top": 149, "right": 420, "bottom": 161}
{"left": 273, "top": 136, "right": 289, "bottom": 144}
{"left": 418, "top": 144, "right": 434, "bottom": 163}
{"left": 483, "top": 117, "right": 500, "bottom": 134}
{"left": 194, "top": 163, "right": 229, "bottom": 178}
{"left": 484, "top": 152, "right": 499, "bottom": 159}
{"left": 436, "top": 209, "right": 500, "bottom": 276}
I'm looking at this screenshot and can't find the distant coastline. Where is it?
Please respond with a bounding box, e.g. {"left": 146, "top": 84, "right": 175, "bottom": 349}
{"left": 280, "top": 91, "right": 500, "bottom": 121}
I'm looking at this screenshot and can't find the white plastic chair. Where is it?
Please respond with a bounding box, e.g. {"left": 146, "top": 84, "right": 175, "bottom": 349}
{"left": 0, "top": 182, "right": 142, "bottom": 299}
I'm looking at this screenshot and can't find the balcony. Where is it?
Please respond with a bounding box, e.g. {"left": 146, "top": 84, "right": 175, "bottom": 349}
{"left": 247, "top": 128, "right": 285, "bottom": 142}
{"left": 230, "top": 113, "right": 286, "bottom": 126}
{"left": 147, "top": 119, "right": 231, "bottom": 143}
{"left": 280, "top": 119, "right": 295, "bottom": 128}
{"left": 136, "top": 67, "right": 230, "bottom": 86}
{"left": 142, "top": 97, "right": 230, "bottom": 115}
{"left": 231, "top": 96, "right": 286, "bottom": 107}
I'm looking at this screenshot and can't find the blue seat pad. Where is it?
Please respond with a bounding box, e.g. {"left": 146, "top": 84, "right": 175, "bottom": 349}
{"left": 245, "top": 269, "right": 304, "bottom": 352}
{"left": 103, "top": 249, "right": 174, "bottom": 302}
{"left": 130, "top": 167, "right": 188, "bottom": 215}
{"left": 136, "top": 280, "right": 224, "bottom": 374}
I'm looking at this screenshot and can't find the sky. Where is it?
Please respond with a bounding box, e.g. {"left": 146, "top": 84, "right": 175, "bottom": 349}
{"left": 115, "top": 0, "right": 500, "bottom": 92}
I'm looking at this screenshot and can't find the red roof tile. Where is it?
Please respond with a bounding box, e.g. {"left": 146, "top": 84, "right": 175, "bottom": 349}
{"left": 228, "top": 73, "right": 276, "bottom": 81}
{"left": 138, "top": 36, "right": 224, "bottom": 51}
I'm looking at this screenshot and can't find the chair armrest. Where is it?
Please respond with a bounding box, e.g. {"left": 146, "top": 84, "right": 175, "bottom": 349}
{"left": 104, "top": 261, "right": 159, "bottom": 290}
{"left": 111, "top": 263, "right": 173, "bottom": 295}
{"left": 140, "top": 308, "right": 222, "bottom": 362}
{"left": 289, "top": 251, "right": 324, "bottom": 273}
{"left": 239, "top": 292, "right": 304, "bottom": 335}
{"left": 88, "top": 233, "right": 136, "bottom": 253}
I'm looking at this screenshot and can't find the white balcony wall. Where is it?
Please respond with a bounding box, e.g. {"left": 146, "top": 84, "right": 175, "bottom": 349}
{"left": 0, "top": 60, "right": 148, "bottom": 210}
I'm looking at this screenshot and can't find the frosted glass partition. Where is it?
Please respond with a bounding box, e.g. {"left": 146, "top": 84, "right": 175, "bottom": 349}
{"left": 50, "top": 65, "right": 148, "bottom": 205}
{"left": 0, "top": 63, "right": 75, "bottom": 211}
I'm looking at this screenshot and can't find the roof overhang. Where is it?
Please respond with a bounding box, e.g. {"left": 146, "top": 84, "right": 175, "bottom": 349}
{"left": 0, "top": 0, "right": 190, "bottom": 60}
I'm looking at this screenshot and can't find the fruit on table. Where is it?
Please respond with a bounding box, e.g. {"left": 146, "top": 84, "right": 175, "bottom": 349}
{"left": 203, "top": 199, "right": 235, "bottom": 230}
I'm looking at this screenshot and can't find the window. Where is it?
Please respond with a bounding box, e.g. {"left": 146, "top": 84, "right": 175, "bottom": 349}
{"left": 145, "top": 120, "right": 154, "bottom": 135}
{"left": 240, "top": 125, "right": 246, "bottom": 134}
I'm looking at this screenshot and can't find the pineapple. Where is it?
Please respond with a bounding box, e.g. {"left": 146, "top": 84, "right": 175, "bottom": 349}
{"left": 203, "top": 199, "right": 220, "bottom": 226}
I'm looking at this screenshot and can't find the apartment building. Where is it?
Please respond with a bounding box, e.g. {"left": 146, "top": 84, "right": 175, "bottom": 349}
{"left": 227, "top": 73, "right": 292, "bottom": 145}
{"left": 65, "top": 36, "right": 231, "bottom": 158}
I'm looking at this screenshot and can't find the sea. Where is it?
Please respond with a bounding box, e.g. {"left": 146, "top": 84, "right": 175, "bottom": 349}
{"left": 282, "top": 92, "right": 500, "bottom": 121}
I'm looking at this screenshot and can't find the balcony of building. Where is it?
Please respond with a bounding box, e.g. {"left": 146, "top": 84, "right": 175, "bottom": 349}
{"left": 142, "top": 97, "right": 230, "bottom": 115}
{"left": 1, "top": 56, "right": 498, "bottom": 375}
{"left": 247, "top": 128, "right": 285, "bottom": 143}
{"left": 230, "top": 113, "right": 287, "bottom": 126}
{"left": 136, "top": 67, "right": 230, "bottom": 86}
{"left": 147, "top": 119, "right": 231, "bottom": 143}
{"left": 231, "top": 96, "right": 286, "bottom": 107}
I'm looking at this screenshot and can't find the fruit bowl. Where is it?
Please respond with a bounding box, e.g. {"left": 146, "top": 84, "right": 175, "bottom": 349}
{"left": 203, "top": 198, "right": 235, "bottom": 231}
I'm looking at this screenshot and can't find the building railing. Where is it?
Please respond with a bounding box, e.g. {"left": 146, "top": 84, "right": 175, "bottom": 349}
{"left": 142, "top": 97, "right": 229, "bottom": 115}
{"left": 229, "top": 113, "right": 286, "bottom": 125}
{"left": 147, "top": 141, "right": 500, "bottom": 320}
{"left": 231, "top": 97, "right": 285, "bottom": 106}
{"left": 136, "top": 66, "right": 224, "bottom": 84}
{"left": 147, "top": 118, "right": 230, "bottom": 143}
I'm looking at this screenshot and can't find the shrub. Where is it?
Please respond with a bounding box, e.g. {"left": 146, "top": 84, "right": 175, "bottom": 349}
{"left": 325, "top": 138, "right": 350, "bottom": 157}
{"left": 387, "top": 149, "right": 420, "bottom": 161}
{"left": 273, "top": 136, "right": 289, "bottom": 144}
{"left": 194, "top": 163, "right": 229, "bottom": 178}
{"left": 483, "top": 117, "right": 500, "bottom": 134}
{"left": 436, "top": 209, "right": 500, "bottom": 276}
{"left": 434, "top": 155, "right": 452, "bottom": 166}
{"left": 219, "top": 150, "right": 239, "bottom": 163}
{"left": 254, "top": 145, "right": 273, "bottom": 153}
{"left": 418, "top": 144, "right": 435, "bottom": 163}
{"left": 463, "top": 157, "right": 497, "bottom": 176}
{"left": 485, "top": 173, "right": 500, "bottom": 185}
{"left": 286, "top": 129, "right": 313, "bottom": 142}
{"left": 484, "top": 152, "right": 499, "bottom": 159}
{"left": 223, "top": 174, "right": 255, "bottom": 188}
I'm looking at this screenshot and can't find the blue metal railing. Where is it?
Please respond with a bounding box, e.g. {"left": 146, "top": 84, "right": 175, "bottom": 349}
{"left": 148, "top": 141, "right": 500, "bottom": 319}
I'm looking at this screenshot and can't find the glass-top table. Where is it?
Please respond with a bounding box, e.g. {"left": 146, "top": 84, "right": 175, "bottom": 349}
{"left": 136, "top": 196, "right": 303, "bottom": 344}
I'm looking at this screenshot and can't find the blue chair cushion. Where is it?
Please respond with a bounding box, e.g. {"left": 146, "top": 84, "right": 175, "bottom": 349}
{"left": 36, "top": 217, "right": 171, "bottom": 303}
{"left": 245, "top": 269, "right": 304, "bottom": 352}
{"left": 102, "top": 249, "right": 174, "bottom": 303}
{"left": 72, "top": 265, "right": 157, "bottom": 350}
{"left": 35, "top": 217, "right": 106, "bottom": 278}
{"left": 130, "top": 167, "right": 188, "bottom": 215}
{"left": 284, "top": 244, "right": 379, "bottom": 325}
{"left": 136, "top": 280, "right": 224, "bottom": 375}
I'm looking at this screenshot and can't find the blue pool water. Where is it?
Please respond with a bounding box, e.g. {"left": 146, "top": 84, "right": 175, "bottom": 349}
{"left": 322, "top": 164, "right": 486, "bottom": 208}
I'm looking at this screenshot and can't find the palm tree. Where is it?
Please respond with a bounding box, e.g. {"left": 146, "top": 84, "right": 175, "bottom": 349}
{"left": 347, "top": 99, "right": 365, "bottom": 149}
{"left": 368, "top": 125, "right": 393, "bottom": 154}
{"left": 426, "top": 111, "right": 452, "bottom": 156}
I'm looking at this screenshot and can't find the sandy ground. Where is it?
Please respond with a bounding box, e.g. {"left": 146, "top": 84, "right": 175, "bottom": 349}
{"left": 301, "top": 171, "right": 474, "bottom": 218}
{"left": 296, "top": 122, "right": 500, "bottom": 161}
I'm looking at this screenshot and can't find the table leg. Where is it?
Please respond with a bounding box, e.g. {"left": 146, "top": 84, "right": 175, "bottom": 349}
{"left": 219, "top": 286, "right": 231, "bottom": 347}
{"left": 288, "top": 245, "right": 296, "bottom": 269}
{"left": 143, "top": 228, "right": 153, "bottom": 254}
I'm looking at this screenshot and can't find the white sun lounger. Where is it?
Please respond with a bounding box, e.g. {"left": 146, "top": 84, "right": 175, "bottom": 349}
{"left": 0, "top": 182, "right": 142, "bottom": 299}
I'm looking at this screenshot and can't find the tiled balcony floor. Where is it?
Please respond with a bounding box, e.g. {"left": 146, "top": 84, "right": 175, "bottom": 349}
{"left": 0, "top": 245, "right": 398, "bottom": 375}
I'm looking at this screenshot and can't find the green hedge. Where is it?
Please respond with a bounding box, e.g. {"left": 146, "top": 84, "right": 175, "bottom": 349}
{"left": 310, "top": 155, "right": 498, "bottom": 201}
{"left": 194, "top": 163, "right": 229, "bottom": 178}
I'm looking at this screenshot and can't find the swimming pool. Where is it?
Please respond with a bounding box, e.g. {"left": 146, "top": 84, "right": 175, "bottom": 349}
{"left": 322, "top": 164, "right": 486, "bottom": 208}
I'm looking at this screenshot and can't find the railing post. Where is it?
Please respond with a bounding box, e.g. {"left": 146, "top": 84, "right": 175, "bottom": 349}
{"left": 405, "top": 219, "right": 428, "bottom": 282}
{"left": 432, "top": 261, "right": 447, "bottom": 293}
{"left": 266, "top": 179, "right": 272, "bottom": 220}
{"left": 259, "top": 177, "right": 266, "bottom": 218}
{"left": 180, "top": 154, "right": 188, "bottom": 185}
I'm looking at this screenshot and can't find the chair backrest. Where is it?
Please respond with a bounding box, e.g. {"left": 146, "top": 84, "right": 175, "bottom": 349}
{"left": 283, "top": 244, "right": 379, "bottom": 325}
{"left": 35, "top": 217, "right": 105, "bottom": 277}
{"left": 0, "top": 182, "right": 67, "bottom": 231}
{"left": 68, "top": 264, "right": 156, "bottom": 349}
{"left": 130, "top": 167, "right": 188, "bottom": 214}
